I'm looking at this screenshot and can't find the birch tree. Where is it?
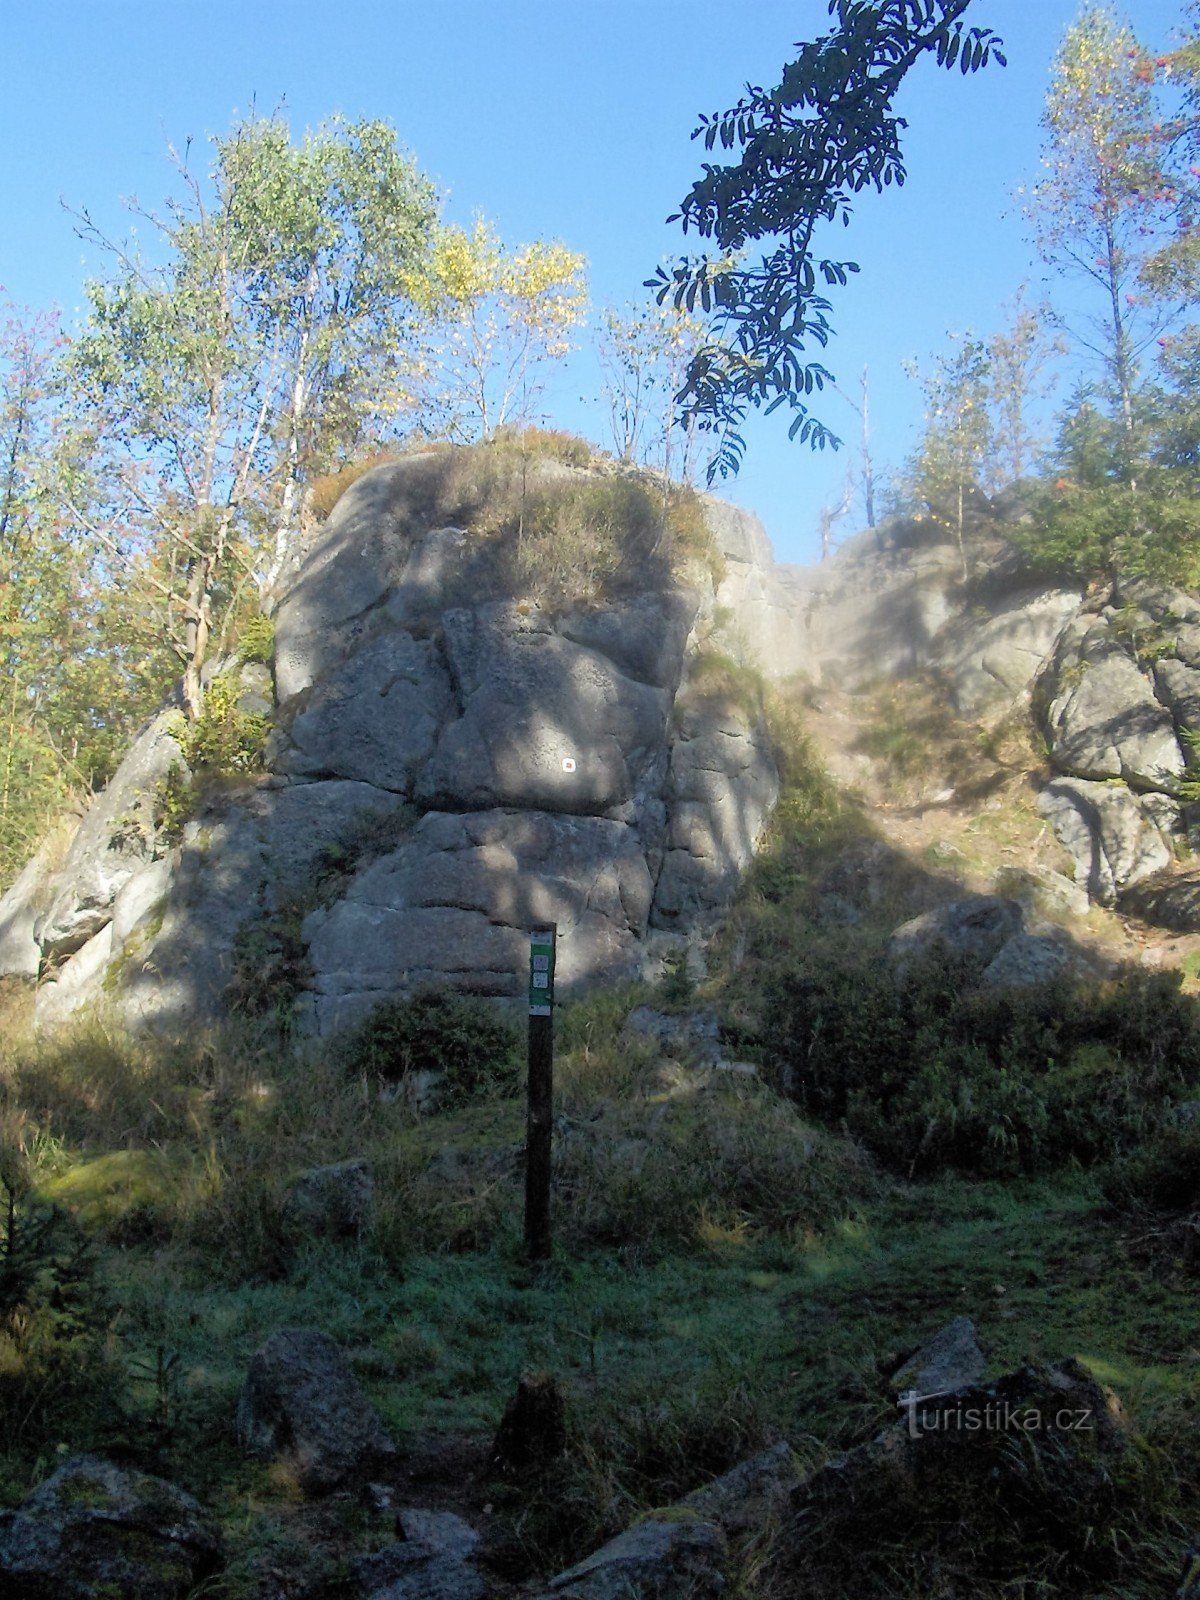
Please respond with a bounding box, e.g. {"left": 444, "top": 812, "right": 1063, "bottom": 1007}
{"left": 596, "top": 299, "right": 710, "bottom": 480}
{"left": 70, "top": 115, "right": 440, "bottom": 717}
{"left": 906, "top": 336, "right": 994, "bottom": 577}
{"left": 423, "top": 218, "right": 586, "bottom": 441}
{"left": 1029, "top": 7, "right": 1174, "bottom": 458}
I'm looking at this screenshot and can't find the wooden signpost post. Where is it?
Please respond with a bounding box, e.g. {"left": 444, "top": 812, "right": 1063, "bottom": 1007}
{"left": 524, "top": 924, "right": 556, "bottom": 1262}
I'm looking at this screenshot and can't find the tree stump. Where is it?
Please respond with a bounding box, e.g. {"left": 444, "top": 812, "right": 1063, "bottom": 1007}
{"left": 490, "top": 1371, "right": 566, "bottom": 1477}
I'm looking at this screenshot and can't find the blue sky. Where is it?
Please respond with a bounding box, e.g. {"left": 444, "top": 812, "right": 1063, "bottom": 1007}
{"left": 0, "top": 1, "right": 1190, "bottom": 564}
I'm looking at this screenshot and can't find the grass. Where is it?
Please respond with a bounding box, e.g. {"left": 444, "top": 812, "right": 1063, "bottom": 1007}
{"left": 0, "top": 989, "right": 1196, "bottom": 1593}
{"left": 310, "top": 433, "right": 722, "bottom": 611}
{"left": 0, "top": 686, "right": 1198, "bottom": 1595}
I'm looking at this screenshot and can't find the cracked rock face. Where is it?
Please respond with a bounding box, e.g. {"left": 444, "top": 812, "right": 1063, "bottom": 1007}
{"left": 13, "top": 454, "right": 786, "bottom": 1035}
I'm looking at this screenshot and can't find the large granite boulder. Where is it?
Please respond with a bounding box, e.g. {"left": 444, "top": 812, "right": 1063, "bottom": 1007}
{"left": 544, "top": 1515, "right": 727, "bottom": 1600}
{"left": 10, "top": 453, "right": 792, "bottom": 1035}
{"left": 0, "top": 826, "right": 76, "bottom": 979}
{"left": 272, "top": 631, "right": 454, "bottom": 792}
{"left": 1118, "top": 862, "right": 1200, "bottom": 931}
{"left": 302, "top": 807, "right": 655, "bottom": 1035}
{"left": 652, "top": 694, "right": 779, "bottom": 928}
{"left": 888, "top": 895, "right": 1023, "bottom": 983}
{"left": 115, "top": 780, "right": 411, "bottom": 1034}
{"left": 1038, "top": 777, "right": 1174, "bottom": 907}
{"left": 414, "top": 602, "right": 671, "bottom": 815}
{"left": 237, "top": 1328, "right": 395, "bottom": 1494}
{"left": 0, "top": 1454, "right": 222, "bottom": 1599}
{"left": 1039, "top": 613, "right": 1184, "bottom": 791}
{"left": 779, "top": 1357, "right": 1130, "bottom": 1595}
{"left": 34, "top": 712, "right": 186, "bottom": 962}
{"left": 768, "top": 524, "right": 964, "bottom": 688}
{"left": 34, "top": 922, "right": 116, "bottom": 1027}
{"left": 936, "top": 582, "right": 1081, "bottom": 714}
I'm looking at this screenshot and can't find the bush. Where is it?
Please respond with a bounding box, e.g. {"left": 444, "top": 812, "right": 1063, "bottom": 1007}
{"left": 1013, "top": 480, "right": 1200, "bottom": 588}
{"left": 761, "top": 958, "right": 1200, "bottom": 1177}
{"left": 553, "top": 1068, "right": 873, "bottom": 1253}
{"left": 340, "top": 991, "right": 521, "bottom": 1107}
{"left": 228, "top": 904, "right": 312, "bottom": 1024}
{"left": 237, "top": 613, "right": 275, "bottom": 666}
{"left": 1104, "top": 1121, "right": 1200, "bottom": 1273}
{"left": 182, "top": 678, "right": 270, "bottom": 774}
{"left": 0, "top": 1172, "right": 116, "bottom": 1484}
{"left": 490, "top": 425, "right": 593, "bottom": 467}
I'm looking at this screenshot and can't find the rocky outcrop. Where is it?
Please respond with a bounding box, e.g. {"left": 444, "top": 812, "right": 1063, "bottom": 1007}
{"left": 300, "top": 807, "right": 656, "bottom": 1035}
{"left": 1027, "top": 583, "right": 1200, "bottom": 920}
{"left": 652, "top": 693, "right": 779, "bottom": 927}
{"left": 36, "top": 711, "right": 185, "bottom": 963}
{"left": 888, "top": 895, "right": 1023, "bottom": 983}
{"left": 544, "top": 1516, "right": 727, "bottom": 1600}
{"left": 936, "top": 582, "right": 1082, "bottom": 714}
{"left": 0, "top": 827, "right": 75, "bottom": 979}
{"left": 780, "top": 1355, "right": 1129, "bottom": 1594}
{"left": 14, "top": 456, "right": 1200, "bottom": 1027}
{"left": 282, "top": 1158, "right": 375, "bottom": 1240}
{"left": 351, "top": 1514, "right": 487, "bottom": 1600}
{"left": 8, "top": 454, "right": 790, "bottom": 1036}
{"left": 1039, "top": 612, "right": 1185, "bottom": 790}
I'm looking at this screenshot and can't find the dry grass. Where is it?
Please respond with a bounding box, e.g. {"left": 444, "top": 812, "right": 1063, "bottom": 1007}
{"left": 316, "top": 436, "right": 721, "bottom": 610}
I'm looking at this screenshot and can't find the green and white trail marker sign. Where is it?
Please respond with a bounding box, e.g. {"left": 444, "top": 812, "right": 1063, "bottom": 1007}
{"left": 528, "top": 929, "right": 555, "bottom": 1016}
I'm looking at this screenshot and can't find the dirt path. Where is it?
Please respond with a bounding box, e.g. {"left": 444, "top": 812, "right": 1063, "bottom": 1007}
{"left": 797, "top": 682, "right": 1200, "bottom": 982}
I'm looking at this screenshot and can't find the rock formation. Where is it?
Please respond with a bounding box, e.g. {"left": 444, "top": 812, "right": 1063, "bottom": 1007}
{"left": 1, "top": 453, "right": 783, "bottom": 1036}
{"left": 7, "top": 451, "right": 1200, "bottom": 1034}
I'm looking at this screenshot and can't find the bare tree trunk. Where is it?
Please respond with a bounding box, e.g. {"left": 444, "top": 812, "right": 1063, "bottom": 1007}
{"left": 860, "top": 367, "right": 876, "bottom": 528}
{"left": 181, "top": 557, "right": 212, "bottom": 722}
{"left": 818, "top": 474, "right": 853, "bottom": 562}
{"left": 1101, "top": 208, "right": 1137, "bottom": 485}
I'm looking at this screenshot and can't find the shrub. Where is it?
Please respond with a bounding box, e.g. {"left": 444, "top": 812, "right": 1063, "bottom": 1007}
{"left": 1012, "top": 480, "right": 1200, "bottom": 588}
{"left": 237, "top": 613, "right": 275, "bottom": 666}
{"left": 1104, "top": 1121, "right": 1200, "bottom": 1274}
{"left": 182, "top": 678, "right": 270, "bottom": 774}
{"left": 509, "top": 475, "right": 716, "bottom": 606}
{"left": 0, "top": 1170, "right": 115, "bottom": 1484}
{"left": 1105, "top": 1122, "right": 1200, "bottom": 1215}
{"left": 228, "top": 904, "right": 312, "bottom": 1024}
{"left": 761, "top": 958, "right": 1200, "bottom": 1177}
{"left": 490, "top": 425, "right": 593, "bottom": 467}
{"left": 553, "top": 1068, "right": 873, "bottom": 1253}
{"left": 153, "top": 763, "right": 193, "bottom": 845}
{"left": 340, "top": 991, "right": 521, "bottom": 1107}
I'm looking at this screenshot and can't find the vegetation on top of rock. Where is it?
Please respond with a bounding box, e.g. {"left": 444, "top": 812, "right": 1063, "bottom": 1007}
{"left": 320, "top": 434, "right": 721, "bottom": 608}
{"left": 234, "top": 614, "right": 275, "bottom": 667}
{"left": 172, "top": 679, "right": 270, "bottom": 776}
{"left": 1010, "top": 385, "right": 1200, "bottom": 588}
